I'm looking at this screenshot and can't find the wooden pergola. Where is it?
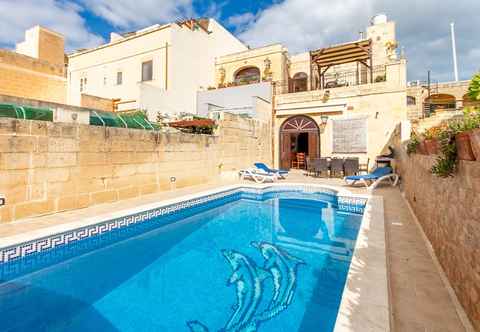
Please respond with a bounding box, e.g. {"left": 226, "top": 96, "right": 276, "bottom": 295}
{"left": 310, "top": 39, "right": 373, "bottom": 90}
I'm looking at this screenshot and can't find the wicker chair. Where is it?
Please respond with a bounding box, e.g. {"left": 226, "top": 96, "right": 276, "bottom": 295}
{"left": 344, "top": 158, "right": 360, "bottom": 176}
{"left": 292, "top": 152, "right": 306, "bottom": 169}
{"left": 330, "top": 158, "right": 344, "bottom": 178}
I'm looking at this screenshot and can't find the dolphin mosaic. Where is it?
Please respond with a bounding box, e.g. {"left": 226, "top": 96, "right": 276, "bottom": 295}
{"left": 187, "top": 242, "right": 305, "bottom": 332}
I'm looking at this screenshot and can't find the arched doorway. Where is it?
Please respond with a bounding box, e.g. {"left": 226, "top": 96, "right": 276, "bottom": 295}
{"left": 289, "top": 72, "right": 308, "bottom": 92}
{"left": 425, "top": 94, "right": 456, "bottom": 113}
{"left": 280, "top": 115, "right": 320, "bottom": 170}
{"left": 234, "top": 66, "right": 260, "bottom": 85}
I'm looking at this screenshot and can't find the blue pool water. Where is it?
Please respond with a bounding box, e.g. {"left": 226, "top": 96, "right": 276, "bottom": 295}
{"left": 0, "top": 191, "right": 363, "bottom": 332}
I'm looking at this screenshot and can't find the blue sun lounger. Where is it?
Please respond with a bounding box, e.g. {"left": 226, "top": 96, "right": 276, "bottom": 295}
{"left": 344, "top": 166, "right": 399, "bottom": 191}
{"left": 254, "top": 163, "right": 289, "bottom": 179}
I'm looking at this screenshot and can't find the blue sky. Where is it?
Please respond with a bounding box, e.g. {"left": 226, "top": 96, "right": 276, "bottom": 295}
{"left": 0, "top": 0, "right": 479, "bottom": 82}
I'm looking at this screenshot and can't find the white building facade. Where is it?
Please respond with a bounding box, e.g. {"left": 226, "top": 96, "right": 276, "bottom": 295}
{"left": 67, "top": 19, "right": 247, "bottom": 119}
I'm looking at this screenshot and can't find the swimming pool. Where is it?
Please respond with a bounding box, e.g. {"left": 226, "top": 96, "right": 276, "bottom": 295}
{"left": 0, "top": 185, "right": 375, "bottom": 332}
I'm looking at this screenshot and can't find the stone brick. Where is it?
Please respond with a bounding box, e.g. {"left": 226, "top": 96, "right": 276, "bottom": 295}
{"left": 77, "top": 193, "right": 90, "bottom": 209}
{"left": 118, "top": 186, "right": 139, "bottom": 200}
{"left": 0, "top": 153, "right": 30, "bottom": 170}
{"left": 0, "top": 205, "right": 13, "bottom": 223}
{"left": 78, "top": 152, "right": 107, "bottom": 166}
{"left": 56, "top": 195, "right": 78, "bottom": 211}
{"left": 139, "top": 184, "right": 158, "bottom": 195}
{"left": 32, "top": 168, "right": 70, "bottom": 183}
{"left": 113, "top": 165, "right": 137, "bottom": 177}
{"left": 14, "top": 199, "right": 55, "bottom": 220}
{"left": 47, "top": 152, "right": 76, "bottom": 167}
{"left": 0, "top": 136, "right": 36, "bottom": 153}
{"left": 90, "top": 190, "right": 117, "bottom": 204}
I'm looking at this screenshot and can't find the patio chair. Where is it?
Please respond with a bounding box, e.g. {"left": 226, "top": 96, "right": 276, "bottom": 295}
{"left": 239, "top": 168, "right": 277, "bottom": 183}
{"left": 305, "top": 157, "right": 314, "bottom": 176}
{"left": 314, "top": 158, "right": 330, "bottom": 177}
{"left": 291, "top": 152, "right": 306, "bottom": 169}
{"left": 254, "top": 163, "right": 288, "bottom": 179}
{"left": 330, "top": 158, "right": 344, "bottom": 178}
{"left": 344, "top": 166, "right": 399, "bottom": 192}
{"left": 344, "top": 158, "right": 359, "bottom": 176}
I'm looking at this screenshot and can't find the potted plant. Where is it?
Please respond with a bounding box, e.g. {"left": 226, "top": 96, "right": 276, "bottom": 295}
{"left": 423, "top": 125, "right": 445, "bottom": 155}
{"left": 450, "top": 108, "right": 479, "bottom": 161}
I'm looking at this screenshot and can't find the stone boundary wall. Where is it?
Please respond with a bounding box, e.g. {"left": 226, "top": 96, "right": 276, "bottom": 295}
{"left": 395, "top": 150, "right": 480, "bottom": 330}
{"left": 0, "top": 112, "right": 272, "bottom": 222}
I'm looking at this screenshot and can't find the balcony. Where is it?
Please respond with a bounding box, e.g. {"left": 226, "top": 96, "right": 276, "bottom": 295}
{"left": 272, "top": 65, "right": 388, "bottom": 96}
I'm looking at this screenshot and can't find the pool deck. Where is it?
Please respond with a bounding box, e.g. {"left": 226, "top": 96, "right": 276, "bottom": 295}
{"left": 0, "top": 171, "right": 472, "bottom": 332}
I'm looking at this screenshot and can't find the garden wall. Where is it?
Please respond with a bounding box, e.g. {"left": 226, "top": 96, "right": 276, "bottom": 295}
{"left": 0, "top": 112, "right": 272, "bottom": 222}
{"left": 395, "top": 149, "right": 480, "bottom": 330}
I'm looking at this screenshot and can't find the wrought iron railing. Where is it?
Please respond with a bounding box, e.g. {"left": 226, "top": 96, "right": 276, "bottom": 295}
{"left": 272, "top": 65, "right": 387, "bottom": 95}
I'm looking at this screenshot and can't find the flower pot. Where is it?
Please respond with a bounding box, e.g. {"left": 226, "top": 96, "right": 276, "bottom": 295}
{"left": 469, "top": 128, "right": 480, "bottom": 161}
{"left": 417, "top": 141, "right": 428, "bottom": 155}
{"left": 455, "top": 131, "right": 476, "bottom": 161}
{"left": 424, "top": 139, "right": 439, "bottom": 155}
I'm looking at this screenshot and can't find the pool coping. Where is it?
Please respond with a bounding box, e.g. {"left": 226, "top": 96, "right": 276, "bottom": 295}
{"left": 0, "top": 183, "right": 389, "bottom": 332}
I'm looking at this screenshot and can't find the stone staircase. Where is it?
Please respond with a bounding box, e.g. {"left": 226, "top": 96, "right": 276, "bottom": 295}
{"left": 414, "top": 111, "right": 463, "bottom": 132}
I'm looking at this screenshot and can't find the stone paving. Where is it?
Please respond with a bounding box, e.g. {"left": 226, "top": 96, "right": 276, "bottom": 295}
{"left": 0, "top": 170, "right": 471, "bottom": 331}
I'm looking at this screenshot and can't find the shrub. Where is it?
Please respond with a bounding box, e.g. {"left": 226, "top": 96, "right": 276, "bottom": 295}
{"left": 467, "top": 72, "right": 480, "bottom": 101}
{"left": 407, "top": 133, "right": 420, "bottom": 155}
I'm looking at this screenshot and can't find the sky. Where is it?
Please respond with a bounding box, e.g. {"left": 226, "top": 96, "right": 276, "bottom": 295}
{"left": 0, "top": 0, "right": 478, "bottom": 82}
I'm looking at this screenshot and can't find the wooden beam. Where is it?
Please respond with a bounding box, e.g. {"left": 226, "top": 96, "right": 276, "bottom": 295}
{"left": 316, "top": 56, "right": 370, "bottom": 67}
{"left": 311, "top": 39, "right": 371, "bottom": 56}
{"left": 314, "top": 50, "right": 369, "bottom": 64}
{"left": 312, "top": 47, "right": 368, "bottom": 61}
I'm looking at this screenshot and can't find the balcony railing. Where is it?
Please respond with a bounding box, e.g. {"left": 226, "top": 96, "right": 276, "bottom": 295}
{"left": 272, "top": 65, "right": 387, "bottom": 95}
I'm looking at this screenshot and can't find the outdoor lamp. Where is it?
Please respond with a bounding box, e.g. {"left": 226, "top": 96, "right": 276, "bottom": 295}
{"left": 320, "top": 115, "right": 329, "bottom": 126}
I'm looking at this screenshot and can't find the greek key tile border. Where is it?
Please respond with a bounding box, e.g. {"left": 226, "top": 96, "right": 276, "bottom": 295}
{"left": 0, "top": 186, "right": 367, "bottom": 264}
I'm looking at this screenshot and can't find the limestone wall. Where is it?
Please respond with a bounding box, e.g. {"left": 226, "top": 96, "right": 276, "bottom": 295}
{"left": 396, "top": 151, "right": 480, "bottom": 330}
{"left": 0, "top": 112, "right": 272, "bottom": 222}
{"left": 0, "top": 49, "right": 66, "bottom": 104}
{"left": 81, "top": 94, "right": 114, "bottom": 112}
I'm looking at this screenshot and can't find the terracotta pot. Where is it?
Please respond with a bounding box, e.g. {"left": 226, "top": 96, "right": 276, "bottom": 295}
{"left": 469, "top": 128, "right": 480, "bottom": 161}
{"left": 417, "top": 140, "right": 428, "bottom": 155}
{"left": 424, "top": 139, "right": 440, "bottom": 155}
{"left": 455, "top": 131, "right": 476, "bottom": 161}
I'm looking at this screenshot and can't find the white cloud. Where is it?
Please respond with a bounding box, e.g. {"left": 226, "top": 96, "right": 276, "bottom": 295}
{"left": 83, "top": 0, "right": 195, "bottom": 29}
{"left": 235, "top": 0, "right": 480, "bottom": 81}
{"left": 226, "top": 12, "right": 256, "bottom": 32}
{"left": 0, "top": 0, "right": 104, "bottom": 51}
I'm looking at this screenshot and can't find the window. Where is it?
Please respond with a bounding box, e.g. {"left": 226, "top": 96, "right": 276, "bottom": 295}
{"left": 407, "top": 96, "right": 416, "bottom": 105}
{"left": 141, "top": 60, "right": 153, "bottom": 81}
{"left": 290, "top": 72, "right": 308, "bottom": 93}
{"left": 103, "top": 76, "right": 107, "bottom": 86}
{"left": 234, "top": 67, "right": 260, "bottom": 85}
{"left": 117, "top": 71, "right": 123, "bottom": 85}
{"left": 80, "top": 77, "right": 87, "bottom": 92}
